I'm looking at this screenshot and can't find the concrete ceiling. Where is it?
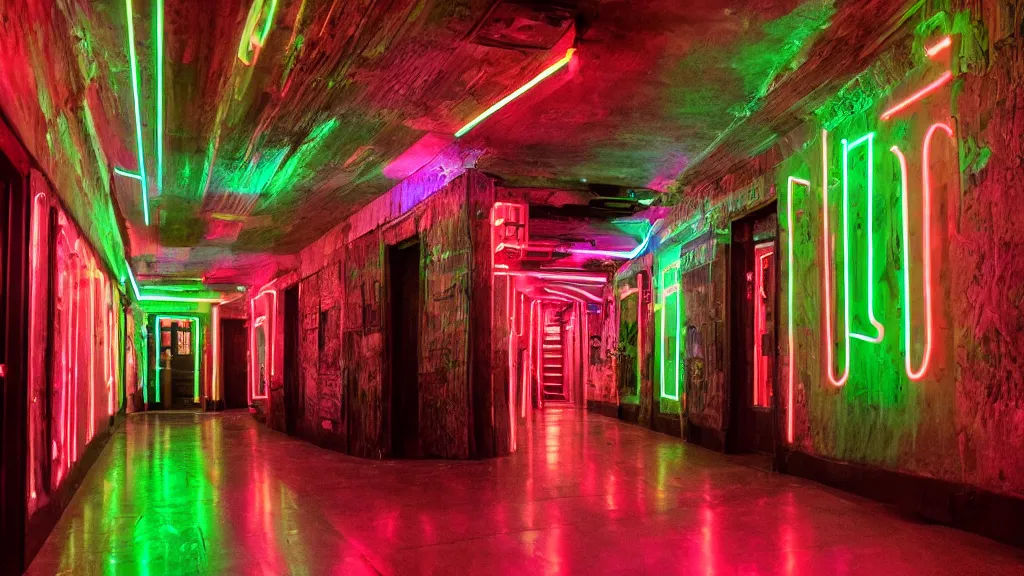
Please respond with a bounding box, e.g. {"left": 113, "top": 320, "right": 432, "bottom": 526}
{"left": 2, "top": 0, "right": 912, "bottom": 286}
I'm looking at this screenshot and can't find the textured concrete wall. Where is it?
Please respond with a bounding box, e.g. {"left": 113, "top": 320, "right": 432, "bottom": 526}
{"left": 266, "top": 171, "right": 491, "bottom": 459}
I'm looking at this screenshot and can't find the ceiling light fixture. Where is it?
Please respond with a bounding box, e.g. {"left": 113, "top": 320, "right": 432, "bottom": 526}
{"left": 455, "top": 47, "right": 576, "bottom": 138}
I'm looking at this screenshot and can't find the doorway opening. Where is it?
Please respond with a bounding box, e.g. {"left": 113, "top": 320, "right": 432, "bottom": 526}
{"left": 388, "top": 240, "right": 421, "bottom": 458}
{"left": 155, "top": 316, "right": 200, "bottom": 409}
{"left": 728, "top": 204, "right": 778, "bottom": 455}
{"left": 283, "top": 285, "right": 300, "bottom": 434}
{"left": 221, "top": 318, "right": 248, "bottom": 409}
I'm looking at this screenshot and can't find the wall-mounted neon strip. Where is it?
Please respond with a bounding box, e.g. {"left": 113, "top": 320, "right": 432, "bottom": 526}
{"left": 455, "top": 48, "right": 576, "bottom": 138}
{"left": 786, "top": 177, "right": 810, "bottom": 443}
{"left": 212, "top": 305, "right": 220, "bottom": 401}
{"left": 821, "top": 130, "right": 849, "bottom": 387}
{"left": 892, "top": 122, "right": 953, "bottom": 380}
{"left": 842, "top": 132, "right": 884, "bottom": 343}
{"left": 156, "top": 0, "right": 165, "bottom": 194}
{"left": 123, "top": 0, "right": 150, "bottom": 225}
{"left": 544, "top": 287, "right": 588, "bottom": 303}
{"left": 925, "top": 36, "right": 952, "bottom": 58}
{"left": 880, "top": 71, "right": 953, "bottom": 121}
{"left": 154, "top": 315, "right": 200, "bottom": 404}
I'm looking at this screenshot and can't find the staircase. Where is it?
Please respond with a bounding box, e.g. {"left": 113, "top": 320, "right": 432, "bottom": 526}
{"left": 541, "top": 319, "right": 568, "bottom": 402}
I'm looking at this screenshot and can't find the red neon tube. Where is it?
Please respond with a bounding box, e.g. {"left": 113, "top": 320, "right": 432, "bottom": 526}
{"left": 880, "top": 71, "right": 953, "bottom": 121}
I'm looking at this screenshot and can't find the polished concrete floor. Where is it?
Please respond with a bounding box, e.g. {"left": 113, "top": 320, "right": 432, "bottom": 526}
{"left": 28, "top": 409, "right": 1024, "bottom": 575}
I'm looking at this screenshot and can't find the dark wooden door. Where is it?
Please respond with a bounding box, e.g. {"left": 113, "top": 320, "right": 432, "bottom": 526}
{"left": 221, "top": 319, "right": 248, "bottom": 409}
{"left": 728, "top": 205, "right": 778, "bottom": 455}
{"left": 0, "top": 145, "right": 29, "bottom": 574}
{"left": 283, "top": 285, "right": 300, "bottom": 434}
{"left": 388, "top": 241, "right": 420, "bottom": 458}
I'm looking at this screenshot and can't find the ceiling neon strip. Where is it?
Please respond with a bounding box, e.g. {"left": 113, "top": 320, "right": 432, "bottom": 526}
{"left": 455, "top": 48, "right": 576, "bottom": 138}
{"left": 123, "top": 0, "right": 150, "bottom": 225}
{"left": 842, "top": 132, "right": 884, "bottom": 344}
{"left": 880, "top": 71, "right": 952, "bottom": 121}
{"left": 820, "top": 130, "right": 849, "bottom": 387}
{"left": 156, "top": 0, "right": 165, "bottom": 195}
{"left": 786, "top": 176, "right": 810, "bottom": 443}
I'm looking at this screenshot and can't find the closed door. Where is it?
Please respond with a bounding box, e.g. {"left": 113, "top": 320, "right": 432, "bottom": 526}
{"left": 389, "top": 241, "right": 420, "bottom": 458}
{"left": 221, "top": 319, "right": 248, "bottom": 409}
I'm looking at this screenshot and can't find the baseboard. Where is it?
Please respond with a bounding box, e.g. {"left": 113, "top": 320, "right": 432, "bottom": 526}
{"left": 652, "top": 413, "right": 681, "bottom": 438}
{"left": 25, "top": 416, "right": 119, "bottom": 568}
{"left": 782, "top": 450, "right": 1024, "bottom": 549}
{"left": 684, "top": 420, "right": 725, "bottom": 452}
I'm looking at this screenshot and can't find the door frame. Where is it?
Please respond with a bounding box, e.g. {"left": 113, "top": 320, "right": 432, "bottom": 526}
{"left": 724, "top": 201, "right": 781, "bottom": 456}
{"left": 153, "top": 315, "right": 201, "bottom": 407}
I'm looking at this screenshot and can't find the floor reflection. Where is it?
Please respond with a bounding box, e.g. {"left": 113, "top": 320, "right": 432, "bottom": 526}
{"left": 28, "top": 409, "right": 1024, "bottom": 575}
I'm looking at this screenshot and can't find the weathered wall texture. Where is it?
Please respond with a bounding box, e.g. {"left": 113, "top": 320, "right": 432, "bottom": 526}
{"left": 646, "top": 4, "right": 1023, "bottom": 498}
{"left": 263, "top": 170, "right": 493, "bottom": 459}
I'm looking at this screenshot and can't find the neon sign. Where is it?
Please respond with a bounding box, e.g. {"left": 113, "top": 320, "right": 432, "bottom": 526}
{"left": 785, "top": 37, "right": 957, "bottom": 443}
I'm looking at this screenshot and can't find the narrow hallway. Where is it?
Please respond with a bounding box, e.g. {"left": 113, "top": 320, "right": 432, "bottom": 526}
{"left": 28, "top": 411, "right": 1024, "bottom": 575}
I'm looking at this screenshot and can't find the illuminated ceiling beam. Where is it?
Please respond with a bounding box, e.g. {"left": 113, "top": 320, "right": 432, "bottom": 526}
{"left": 156, "top": 0, "right": 165, "bottom": 195}
{"left": 455, "top": 48, "right": 576, "bottom": 138}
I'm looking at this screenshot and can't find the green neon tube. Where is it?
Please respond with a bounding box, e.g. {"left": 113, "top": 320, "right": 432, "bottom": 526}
{"left": 124, "top": 0, "right": 150, "bottom": 224}
{"left": 455, "top": 48, "right": 575, "bottom": 138}
{"left": 842, "top": 132, "right": 884, "bottom": 343}
{"left": 156, "top": 0, "right": 164, "bottom": 195}
{"left": 193, "top": 317, "right": 201, "bottom": 401}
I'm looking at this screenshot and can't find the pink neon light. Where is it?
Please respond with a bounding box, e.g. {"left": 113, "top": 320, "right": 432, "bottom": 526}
{"left": 925, "top": 36, "right": 951, "bottom": 58}
{"left": 820, "top": 131, "right": 849, "bottom": 388}
{"left": 506, "top": 284, "right": 516, "bottom": 451}
{"left": 548, "top": 284, "right": 601, "bottom": 302}
{"left": 249, "top": 285, "right": 278, "bottom": 401}
{"left": 249, "top": 298, "right": 259, "bottom": 401}
{"left": 892, "top": 122, "right": 953, "bottom": 380}
{"left": 87, "top": 258, "right": 95, "bottom": 441}
{"left": 880, "top": 71, "right": 953, "bottom": 120}
{"left": 752, "top": 245, "right": 773, "bottom": 408}
{"left": 496, "top": 270, "right": 608, "bottom": 284}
